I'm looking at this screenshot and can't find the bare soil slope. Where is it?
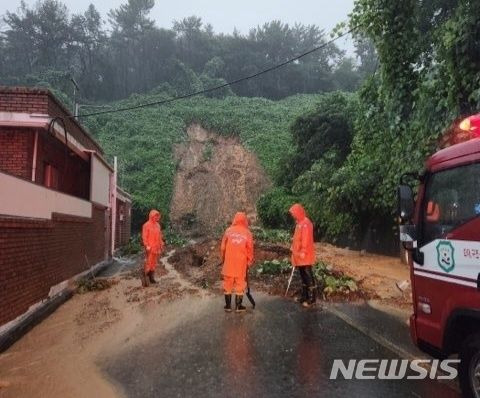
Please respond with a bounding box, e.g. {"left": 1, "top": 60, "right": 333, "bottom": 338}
{"left": 170, "top": 124, "right": 271, "bottom": 235}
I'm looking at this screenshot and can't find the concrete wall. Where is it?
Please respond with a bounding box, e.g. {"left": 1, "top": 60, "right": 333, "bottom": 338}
{"left": 91, "top": 154, "right": 111, "bottom": 207}
{"left": 0, "top": 171, "right": 92, "bottom": 219}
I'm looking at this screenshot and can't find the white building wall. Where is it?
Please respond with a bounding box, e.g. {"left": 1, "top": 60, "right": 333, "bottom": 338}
{"left": 0, "top": 171, "right": 92, "bottom": 219}
{"left": 90, "top": 154, "right": 111, "bottom": 207}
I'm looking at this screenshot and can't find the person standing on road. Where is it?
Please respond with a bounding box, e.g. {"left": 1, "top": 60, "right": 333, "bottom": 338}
{"left": 141, "top": 209, "right": 165, "bottom": 286}
{"left": 220, "top": 212, "right": 254, "bottom": 313}
{"left": 289, "top": 203, "right": 317, "bottom": 307}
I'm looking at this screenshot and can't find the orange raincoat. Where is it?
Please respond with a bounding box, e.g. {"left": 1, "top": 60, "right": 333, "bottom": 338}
{"left": 142, "top": 210, "right": 164, "bottom": 272}
{"left": 220, "top": 212, "right": 254, "bottom": 294}
{"left": 289, "top": 204, "right": 315, "bottom": 266}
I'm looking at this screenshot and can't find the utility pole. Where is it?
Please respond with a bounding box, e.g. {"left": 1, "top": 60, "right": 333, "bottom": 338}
{"left": 70, "top": 77, "right": 80, "bottom": 117}
{"left": 111, "top": 156, "right": 118, "bottom": 256}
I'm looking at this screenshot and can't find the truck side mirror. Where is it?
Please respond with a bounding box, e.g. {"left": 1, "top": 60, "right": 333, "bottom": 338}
{"left": 398, "top": 185, "right": 414, "bottom": 222}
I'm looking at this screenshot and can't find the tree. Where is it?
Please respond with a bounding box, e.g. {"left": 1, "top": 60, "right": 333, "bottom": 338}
{"left": 173, "top": 16, "right": 215, "bottom": 72}
{"left": 70, "top": 4, "right": 107, "bottom": 98}
{"left": 1, "top": 1, "right": 364, "bottom": 100}
{"left": 3, "top": 1, "right": 42, "bottom": 75}
{"left": 277, "top": 92, "right": 357, "bottom": 187}
{"left": 108, "top": 0, "right": 156, "bottom": 97}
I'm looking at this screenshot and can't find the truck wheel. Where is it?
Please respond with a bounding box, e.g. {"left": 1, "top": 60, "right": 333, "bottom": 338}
{"left": 459, "top": 334, "right": 480, "bottom": 398}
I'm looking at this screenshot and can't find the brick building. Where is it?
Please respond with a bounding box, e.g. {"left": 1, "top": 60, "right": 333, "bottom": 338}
{"left": 0, "top": 86, "right": 131, "bottom": 329}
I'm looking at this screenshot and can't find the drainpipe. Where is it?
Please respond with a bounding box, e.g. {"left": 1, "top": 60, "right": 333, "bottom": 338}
{"left": 31, "top": 131, "right": 39, "bottom": 182}
{"left": 111, "top": 156, "right": 117, "bottom": 256}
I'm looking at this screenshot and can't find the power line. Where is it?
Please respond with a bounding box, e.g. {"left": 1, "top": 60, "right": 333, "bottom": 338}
{"left": 73, "top": 27, "right": 356, "bottom": 119}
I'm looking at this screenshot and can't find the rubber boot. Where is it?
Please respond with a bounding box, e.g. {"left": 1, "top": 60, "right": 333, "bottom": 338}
{"left": 224, "top": 294, "right": 232, "bottom": 312}
{"left": 148, "top": 271, "right": 158, "bottom": 284}
{"left": 141, "top": 270, "right": 150, "bottom": 287}
{"left": 302, "top": 266, "right": 316, "bottom": 307}
{"left": 235, "top": 295, "right": 246, "bottom": 313}
{"left": 296, "top": 284, "right": 308, "bottom": 304}
{"left": 302, "top": 286, "right": 317, "bottom": 308}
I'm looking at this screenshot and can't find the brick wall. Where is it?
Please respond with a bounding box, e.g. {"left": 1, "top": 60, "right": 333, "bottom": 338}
{"left": 35, "top": 131, "right": 90, "bottom": 199}
{"left": 0, "top": 128, "right": 90, "bottom": 199}
{"left": 0, "top": 89, "right": 48, "bottom": 114}
{"left": 0, "top": 205, "right": 108, "bottom": 326}
{"left": 0, "top": 86, "right": 103, "bottom": 154}
{"left": 0, "top": 128, "right": 34, "bottom": 179}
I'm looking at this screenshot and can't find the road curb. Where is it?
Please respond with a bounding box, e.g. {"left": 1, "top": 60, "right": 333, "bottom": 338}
{"left": 0, "top": 259, "right": 112, "bottom": 353}
{"left": 326, "top": 305, "right": 418, "bottom": 360}
{"left": 326, "top": 305, "right": 460, "bottom": 392}
{"left": 0, "top": 290, "right": 73, "bottom": 352}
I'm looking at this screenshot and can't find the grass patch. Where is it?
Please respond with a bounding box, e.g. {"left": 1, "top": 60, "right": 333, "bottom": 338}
{"left": 314, "top": 261, "right": 358, "bottom": 297}
{"left": 252, "top": 227, "right": 291, "bottom": 244}
{"left": 255, "top": 259, "right": 292, "bottom": 275}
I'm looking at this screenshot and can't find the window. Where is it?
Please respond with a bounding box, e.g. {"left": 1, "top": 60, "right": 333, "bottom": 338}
{"left": 44, "top": 163, "right": 59, "bottom": 189}
{"left": 422, "top": 163, "right": 480, "bottom": 244}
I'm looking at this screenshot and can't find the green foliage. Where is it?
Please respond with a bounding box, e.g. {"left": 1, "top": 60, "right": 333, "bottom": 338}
{"left": 293, "top": 150, "right": 357, "bottom": 241}
{"left": 257, "top": 187, "right": 298, "bottom": 229}
{"left": 314, "top": 262, "right": 358, "bottom": 296}
{"left": 251, "top": 227, "right": 291, "bottom": 244}
{"left": 0, "top": 1, "right": 364, "bottom": 102}
{"left": 268, "top": 0, "right": 480, "bottom": 248}
{"left": 255, "top": 259, "right": 292, "bottom": 275}
{"left": 85, "top": 93, "right": 320, "bottom": 230}
{"left": 119, "top": 233, "right": 142, "bottom": 255}
{"left": 277, "top": 91, "right": 357, "bottom": 187}
{"left": 333, "top": 0, "right": 480, "bottom": 241}
{"left": 164, "top": 228, "right": 188, "bottom": 247}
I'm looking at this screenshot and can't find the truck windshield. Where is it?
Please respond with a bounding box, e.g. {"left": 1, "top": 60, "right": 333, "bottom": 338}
{"left": 422, "top": 162, "right": 480, "bottom": 244}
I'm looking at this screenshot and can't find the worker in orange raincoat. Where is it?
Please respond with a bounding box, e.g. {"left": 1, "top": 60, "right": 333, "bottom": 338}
{"left": 289, "top": 203, "right": 317, "bottom": 307}
{"left": 220, "top": 212, "right": 254, "bottom": 312}
{"left": 141, "top": 209, "right": 164, "bottom": 286}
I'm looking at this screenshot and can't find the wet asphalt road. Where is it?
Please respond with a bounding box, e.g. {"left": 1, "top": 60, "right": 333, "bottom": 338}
{"left": 102, "top": 296, "right": 459, "bottom": 398}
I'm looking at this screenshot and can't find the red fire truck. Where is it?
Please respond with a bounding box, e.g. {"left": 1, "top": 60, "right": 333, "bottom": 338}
{"left": 398, "top": 113, "right": 480, "bottom": 397}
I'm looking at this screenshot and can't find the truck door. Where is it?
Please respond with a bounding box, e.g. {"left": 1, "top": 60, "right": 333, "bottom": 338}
{"left": 414, "top": 162, "right": 480, "bottom": 348}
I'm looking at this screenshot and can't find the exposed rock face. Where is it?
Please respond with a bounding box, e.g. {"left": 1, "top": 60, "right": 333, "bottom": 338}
{"left": 170, "top": 124, "right": 271, "bottom": 235}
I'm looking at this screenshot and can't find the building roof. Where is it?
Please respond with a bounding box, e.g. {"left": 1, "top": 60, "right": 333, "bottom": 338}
{"left": 0, "top": 86, "right": 103, "bottom": 153}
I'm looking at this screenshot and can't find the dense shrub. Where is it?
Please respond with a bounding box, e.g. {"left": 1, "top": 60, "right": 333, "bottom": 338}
{"left": 257, "top": 187, "right": 297, "bottom": 229}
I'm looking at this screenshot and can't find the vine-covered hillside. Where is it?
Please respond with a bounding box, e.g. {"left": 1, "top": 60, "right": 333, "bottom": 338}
{"left": 84, "top": 93, "right": 323, "bottom": 226}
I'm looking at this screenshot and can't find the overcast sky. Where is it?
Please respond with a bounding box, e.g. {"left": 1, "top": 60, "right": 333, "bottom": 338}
{"left": 0, "top": 0, "right": 355, "bottom": 53}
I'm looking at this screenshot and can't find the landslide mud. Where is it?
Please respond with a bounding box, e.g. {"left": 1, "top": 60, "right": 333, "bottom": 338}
{"left": 169, "top": 124, "right": 271, "bottom": 236}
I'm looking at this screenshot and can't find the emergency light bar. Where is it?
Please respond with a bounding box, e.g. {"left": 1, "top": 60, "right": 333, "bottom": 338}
{"left": 459, "top": 113, "right": 480, "bottom": 137}
{"left": 439, "top": 112, "right": 480, "bottom": 149}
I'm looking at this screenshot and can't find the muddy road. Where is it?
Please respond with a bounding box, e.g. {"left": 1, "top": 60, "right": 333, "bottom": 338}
{"left": 0, "top": 246, "right": 457, "bottom": 398}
